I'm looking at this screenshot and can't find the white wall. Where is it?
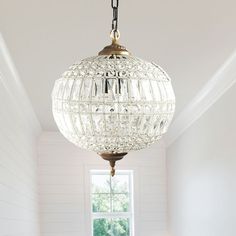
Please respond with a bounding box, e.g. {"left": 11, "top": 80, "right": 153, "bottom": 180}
{"left": 167, "top": 83, "right": 236, "bottom": 236}
{"left": 0, "top": 36, "right": 41, "bottom": 235}
{"left": 38, "top": 132, "right": 168, "bottom": 236}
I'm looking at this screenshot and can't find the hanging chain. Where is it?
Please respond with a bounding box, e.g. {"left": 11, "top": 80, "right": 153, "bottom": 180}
{"left": 111, "top": 0, "right": 120, "bottom": 40}
{"left": 111, "top": 0, "right": 119, "bottom": 31}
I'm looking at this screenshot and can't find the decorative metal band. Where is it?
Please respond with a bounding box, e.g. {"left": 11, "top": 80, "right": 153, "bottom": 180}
{"left": 98, "top": 41, "right": 131, "bottom": 56}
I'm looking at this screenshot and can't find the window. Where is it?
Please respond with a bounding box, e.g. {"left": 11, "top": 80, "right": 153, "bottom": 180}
{"left": 90, "top": 170, "right": 134, "bottom": 236}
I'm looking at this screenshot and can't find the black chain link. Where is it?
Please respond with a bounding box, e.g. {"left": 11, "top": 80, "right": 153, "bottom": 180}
{"left": 111, "top": 0, "right": 119, "bottom": 32}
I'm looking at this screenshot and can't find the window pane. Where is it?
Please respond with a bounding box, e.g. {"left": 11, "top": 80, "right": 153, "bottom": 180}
{"left": 92, "top": 174, "right": 111, "bottom": 193}
{"left": 93, "top": 218, "right": 130, "bottom": 236}
{"left": 112, "top": 194, "right": 129, "bottom": 212}
{"left": 93, "top": 218, "right": 110, "bottom": 236}
{"left": 111, "top": 218, "right": 130, "bottom": 236}
{"left": 92, "top": 193, "right": 110, "bottom": 212}
{"left": 111, "top": 175, "right": 129, "bottom": 193}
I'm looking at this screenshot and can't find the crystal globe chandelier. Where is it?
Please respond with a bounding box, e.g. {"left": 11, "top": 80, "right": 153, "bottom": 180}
{"left": 52, "top": 0, "right": 175, "bottom": 176}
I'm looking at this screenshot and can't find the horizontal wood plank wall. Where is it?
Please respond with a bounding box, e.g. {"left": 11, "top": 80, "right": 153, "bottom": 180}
{"left": 0, "top": 35, "right": 41, "bottom": 236}
{"left": 38, "top": 132, "right": 167, "bottom": 236}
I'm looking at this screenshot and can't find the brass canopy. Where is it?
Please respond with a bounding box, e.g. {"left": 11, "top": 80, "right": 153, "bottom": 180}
{"left": 98, "top": 40, "right": 131, "bottom": 56}
{"left": 98, "top": 152, "right": 128, "bottom": 176}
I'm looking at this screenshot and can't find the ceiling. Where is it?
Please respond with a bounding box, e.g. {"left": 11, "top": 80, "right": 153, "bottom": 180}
{"left": 1, "top": 0, "right": 236, "bottom": 131}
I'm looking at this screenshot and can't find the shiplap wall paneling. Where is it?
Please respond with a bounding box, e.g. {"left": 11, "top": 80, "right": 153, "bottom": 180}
{"left": 38, "top": 132, "right": 167, "bottom": 236}
{"left": 0, "top": 35, "right": 41, "bottom": 236}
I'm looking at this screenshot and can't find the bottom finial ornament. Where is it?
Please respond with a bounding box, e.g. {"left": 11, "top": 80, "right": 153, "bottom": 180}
{"left": 98, "top": 152, "right": 128, "bottom": 176}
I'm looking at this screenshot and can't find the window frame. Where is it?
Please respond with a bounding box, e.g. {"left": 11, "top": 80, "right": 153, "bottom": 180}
{"left": 90, "top": 170, "right": 134, "bottom": 236}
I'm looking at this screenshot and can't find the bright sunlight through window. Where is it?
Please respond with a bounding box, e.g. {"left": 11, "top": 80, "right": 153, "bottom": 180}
{"left": 90, "top": 170, "right": 134, "bottom": 236}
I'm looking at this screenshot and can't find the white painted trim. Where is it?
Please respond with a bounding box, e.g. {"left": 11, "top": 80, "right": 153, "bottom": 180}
{"left": 84, "top": 165, "right": 141, "bottom": 236}
{"left": 0, "top": 33, "right": 41, "bottom": 134}
{"left": 165, "top": 50, "right": 236, "bottom": 147}
{"left": 89, "top": 170, "right": 134, "bottom": 236}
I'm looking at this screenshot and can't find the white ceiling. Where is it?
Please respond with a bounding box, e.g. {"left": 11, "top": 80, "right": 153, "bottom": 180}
{"left": 1, "top": 0, "right": 236, "bottom": 131}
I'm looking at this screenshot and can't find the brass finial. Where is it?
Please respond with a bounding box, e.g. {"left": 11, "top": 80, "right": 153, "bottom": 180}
{"left": 111, "top": 167, "right": 116, "bottom": 177}
{"left": 98, "top": 29, "right": 131, "bottom": 56}
{"left": 98, "top": 152, "right": 128, "bottom": 176}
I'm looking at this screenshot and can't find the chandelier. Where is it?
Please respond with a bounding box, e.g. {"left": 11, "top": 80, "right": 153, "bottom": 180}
{"left": 52, "top": 0, "right": 175, "bottom": 176}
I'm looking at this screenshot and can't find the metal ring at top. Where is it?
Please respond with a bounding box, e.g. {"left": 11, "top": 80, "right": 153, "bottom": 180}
{"left": 110, "top": 29, "right": 120, "bottom": 41}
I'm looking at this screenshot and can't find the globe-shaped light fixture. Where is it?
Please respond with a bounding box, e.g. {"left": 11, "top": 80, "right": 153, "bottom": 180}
{"left": 52, "top": 1, "right": 175, "bottom": 175}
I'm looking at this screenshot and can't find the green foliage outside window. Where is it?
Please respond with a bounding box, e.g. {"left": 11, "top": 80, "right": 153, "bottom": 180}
{"left": 93, "top": 218, "right": 129, "bottom": 236}
{"left": 92, "top": 173, "right": 132, "bottom": 236}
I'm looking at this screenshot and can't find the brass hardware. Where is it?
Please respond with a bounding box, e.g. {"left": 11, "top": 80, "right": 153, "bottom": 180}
{"left": 98, "top": 39, "right": 131, "bottom": 56}
{"left": 98, "top": 152, "right": 128, "bottom": 176}
{"left": 99, "top": 28, "right": 130, "bottom": 56}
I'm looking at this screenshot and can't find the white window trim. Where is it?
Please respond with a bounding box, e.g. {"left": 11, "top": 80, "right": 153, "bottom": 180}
{"left": 90, "top": 170, "right": 134, "bottom": 236}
